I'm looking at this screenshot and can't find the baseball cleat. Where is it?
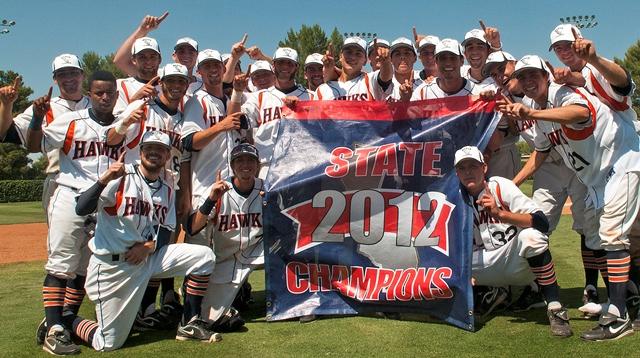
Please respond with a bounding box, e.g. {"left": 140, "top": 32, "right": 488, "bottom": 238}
{"left": 580, "top": 286, "right": 600, "bottom": 318}
{"left": 580, "top": 312, "right": 633, "bottom": 341}
{"left": 160, "top": 290, "right": 184, "bottom": 329}
{"left": 547, "top": 306, "right": 572, "bottom": 338}
{"left": 476, "top": 286, "right": 509, "bottom": 318}
{"left": 510, "top": 285, "right": 546, "bottom": 312}
{"left": 42, "top": 324, "right": 80, "bottom": 356}
{"left": 36, "top": 317, "right": 47, "bottom": 345}
{"left": 210, "top": 307, "right": 245, "bottom": 332}
{"left": 133, "top": 309, "right": 174, "bottom": 331}
{"left": 176, "top": 316, "right": 222, "bottom": 343}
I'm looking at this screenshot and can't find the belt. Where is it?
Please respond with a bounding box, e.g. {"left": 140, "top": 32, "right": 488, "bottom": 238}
{"left": 94, "top": 253, "right": 126, "bottom": 263}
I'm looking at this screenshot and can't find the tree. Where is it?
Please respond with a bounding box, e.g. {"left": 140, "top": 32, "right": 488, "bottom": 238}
{"left": 278, "top": 25, "right": 344, "bottom": 85}
{"left": 614, "top": 40, "right": 640, "bottom": 116}
{"left": 81, "top": 52, "right": 127, "bottom": 91}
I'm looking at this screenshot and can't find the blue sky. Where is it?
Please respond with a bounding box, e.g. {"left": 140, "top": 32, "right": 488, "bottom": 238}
{"left": 2, "top": 0, "right": 639, "bottom": 98}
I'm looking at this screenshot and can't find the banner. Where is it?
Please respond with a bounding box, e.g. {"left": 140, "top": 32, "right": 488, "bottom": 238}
{"left": 263, "top": 97, "right": 499, "bottom": 331}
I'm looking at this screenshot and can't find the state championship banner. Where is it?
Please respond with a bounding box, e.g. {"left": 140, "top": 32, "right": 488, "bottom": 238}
{"left": 263, "top": 97, "right": 499, "bottom": 331}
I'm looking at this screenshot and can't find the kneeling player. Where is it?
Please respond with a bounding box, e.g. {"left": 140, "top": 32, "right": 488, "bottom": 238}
{"left": 454, "top": 146, "right": 572, "bottom": 337}
{"left": 187, "top": 143, "right": 264, "bottom": 331}
{"left": 65, "top": 131, "right": 219, "bottom": 353}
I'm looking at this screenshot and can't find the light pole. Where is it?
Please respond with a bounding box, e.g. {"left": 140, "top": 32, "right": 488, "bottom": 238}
{"left": 559, "top": 15, "right": 598, "bottom": 29}
{"left": 343, "top": 32, "right": 378, "bottom": 41}
{"left": 1, "top": 18, "right": 16, "bottom": 34}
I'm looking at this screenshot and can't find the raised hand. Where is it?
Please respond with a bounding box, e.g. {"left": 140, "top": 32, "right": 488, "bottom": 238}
{"left": 479, "top": 19, "right": 501, "bottom": 49}
{"left": 233, "top": 64, "right": 251, "bottom": 92}
{"left": 99, "top": 151, "right": 126, "bottom": 185}
{"left": 138, "top": 11, "right": 169, "bottom": 34}
{"left": 0, "top": 75, "right": 21, "bottom": 105}
{"left": 373, "top": 38, "right": 390, "bottom": 64}
{"left": 231, "top": 33, "right": 249, "bottom": 60}
{"left": 571, "top": 27, "right": 596, "bottom": 62}
{"left": 208, "top": 170, "right": 231, "bottom": 201}
{"left": 131, "top": 75, "right": 159, "bottom": 102}
{"left": 32, "top": 86, "right": 53, "bottom": 119}
{"left": 219, "top": 112, "right": 243, "bottom": 131}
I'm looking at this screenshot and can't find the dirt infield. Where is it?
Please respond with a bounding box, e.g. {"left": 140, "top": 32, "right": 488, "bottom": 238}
{"left": 0, "top": 201, "right": 572, "bottom": 265}
{"left": 0, "top": 223, "right": 48, "bottom": 264}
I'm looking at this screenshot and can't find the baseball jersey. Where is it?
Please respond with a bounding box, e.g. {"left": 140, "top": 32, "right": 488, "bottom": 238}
{"left": 182, "top": 90, "right": 242, "bottom": 202}
{"left": 89, "top": 163, "right": 176, "bottom": 255}
{"left": 241, "top": 85, "right": 311, "bottom": 167}
{"left": 470, "top": 176, "right": 541, "bottom": 251}
{"left": 13, "top": 96, "right": 91, "bottom": 174}
{"left": 386, "top": 73, "right": 424, "bottom": 102}
{"left": 314, "top": 71, "right": 393, "bottom": 101}
{"left": 580, "top": 62, "right": 637, "bottom": 121}
{"left": 117, "top": 98, "right": 184, "bottom": 184}
{"left": 42, "top": 108, "right": 122, "bottom": 190}
{"left": 198, "top": 178, "right": 264, "bottom": 264}
{"left": 461, "top": 64, "right": 498, "bottom": 91}
{"left": 410, "top": 78, "right": 481, "bottom": 100}
{"left": 114, "top": 77, "right": 161, "bottom": 115}
{"left": 529, "top": 83, "right": 640, "bottom": 208}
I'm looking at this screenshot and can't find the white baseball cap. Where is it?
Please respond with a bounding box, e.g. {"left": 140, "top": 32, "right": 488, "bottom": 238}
{"left": 367, "top": 38, "right": 389, "bottom": 54}
{"left": 196, "top": 49, "right": 223, "bottom": 69}
{"left": 390, "top": 37, "right": 417, "bottom": 56}
{"left": 174, "top": 37, "right": 198, "bottom": 51}
{"left": 481, "top": 51, "right": 516, "bottom": 77}
{"left": 454, "top": 146, "right": 484, "bottom": 166}
{"left": 435, "top": 39, "right": 463, "bottom": 57}
{"left": 51, "top": 54, "right": 82, "bottom": 73}
{"left": 417, "top": 35, "right": 440, "bottom": 50}
{"left": 273, "top": 47, "right": 299, "bottom": 63}
{"left": 159, "top": 63, "right": 189, "bottom": 80}
{"left": 511, "top": 55, "right": 550, "bottom": 79}
{"left": 132, "top": 37, "right": 161, "bottom": 56}
{"left": 461, "top": 29, "right": 488, "bottom": 48}
{"left": 304, "top": 53, "right": 323, "bottom": 67}
{"left": 141, "top": 130, "right": 171, "bottom": 150}
{"left": 250, "top": 60, "right": 274, "bottom": 74}
{"left": 343, "top": 37, "right": 367, "bottom": 52}
{"left": 549, "top": 24, "right": 582, "bottom": 51}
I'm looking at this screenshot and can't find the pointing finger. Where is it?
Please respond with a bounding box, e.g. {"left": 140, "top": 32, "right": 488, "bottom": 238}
{"left": 46, "top": 86, "right": 53, "bottom": 101}
{"left": 12, "top": 76, "right": 21, "bottom": 90}
{"left": 327, "top": 42, "right": 334, "bottom": 57}
{"left": 117, "top": 150, "right": 126, "bottom": 163}
{"left": 245, "top": 64, "right": 252, "bottom": 77}
{"left": 241, "top": 33, "right": 248, "bottom": 45}
{"left": 544, "top": 60, "right": 557, "bottom": 80}
{"left": 216, "top": 170, "right": 221, "bottom": 182}
{"left": 479, "top": 19, "right": 487, "bottom": 32}
{"left": 412, "top": 26, "right": 419, "bottom": 42}
{"left": 157, "top": 11, "right": 169, "bottom": 23}
{"left": 148, "top": 75, "right": 160, "bottom": 85}
{"left": 571, "top": 26, "right": 581, "bottom": 40}
{"left": 373, "top": 37, "right": 378, "bottom": 49}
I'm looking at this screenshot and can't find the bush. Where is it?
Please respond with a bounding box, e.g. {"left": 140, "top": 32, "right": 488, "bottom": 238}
{"left": 0, "top": 180, "right": 43, "bottom": 203}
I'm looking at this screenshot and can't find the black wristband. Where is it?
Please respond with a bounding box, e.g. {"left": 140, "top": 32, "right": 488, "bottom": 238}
{"left": 198, "top": 197, "right": 215, "bottom": 216}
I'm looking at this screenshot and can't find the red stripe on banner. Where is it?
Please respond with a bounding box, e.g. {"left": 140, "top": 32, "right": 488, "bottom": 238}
{"left": 288, "top": 96, "right": 496, "bottom": 122}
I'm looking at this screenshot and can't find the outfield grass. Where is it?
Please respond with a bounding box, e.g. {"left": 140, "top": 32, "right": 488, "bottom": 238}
{"left": 0, "top": 201, "right": 45, "bottom": 224}
{"left": 1, "top": 215, "right": 638, "bottom": 357}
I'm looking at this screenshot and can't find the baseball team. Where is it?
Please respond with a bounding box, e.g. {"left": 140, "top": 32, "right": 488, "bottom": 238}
{"left": 0, "top": 11, "right": 639, "bottom": 354}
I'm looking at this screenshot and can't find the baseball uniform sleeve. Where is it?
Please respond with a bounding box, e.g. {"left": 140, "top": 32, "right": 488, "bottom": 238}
{"left": 368, "top": 70, "right": 394, "bottom": 100}
{"left": 10, "top": 105, "right": 34, "bottom": 146}
{"left": 241, "top": 92, "right": 260, "bottom": 128}
{"left": 42, "top": 112, "right": 75, "bottom": 152}
{"left": 489, "top": 176, "right": 540, "bottom": 214}
{"left": 314, "top": 83, "right": 336, "bottom": 100}
{"left": 182, "top": 96, "right": 206, "bottom": 138}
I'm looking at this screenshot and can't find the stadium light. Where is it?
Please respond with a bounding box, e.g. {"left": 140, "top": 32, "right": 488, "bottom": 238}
{"left": 1, "top": 18, "right": 16, "bottom": 35}
{"left": 343, "top": 32, "right": 378, "bottom": 40}
{"left": 559, "top": 15, "right": 598, "bottom": 29}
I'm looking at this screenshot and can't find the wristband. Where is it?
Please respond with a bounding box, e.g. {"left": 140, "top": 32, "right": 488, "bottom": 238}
{"left": 490, "top": 42, "right": 503, "bottom": 51}
{"left": 231, "top": 90, "right": 243, "bottom": 104}
{"left": 199, "top": 197, "right": 216, "bottom": 216}
{"left": 29, "top": 115, "right": 44, "bottom": 130}
{"left": 115, "top": 122, "right": 129, "bottom": 135}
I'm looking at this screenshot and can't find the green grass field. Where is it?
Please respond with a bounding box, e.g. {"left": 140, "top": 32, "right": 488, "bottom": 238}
{"left": 1, "top": 200, "right": 638, "bottom": 356}
{"left": 0, "top": 201, "right": 46, "bottom": 224}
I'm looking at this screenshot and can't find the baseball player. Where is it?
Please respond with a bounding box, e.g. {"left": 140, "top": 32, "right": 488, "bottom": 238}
{"left": 229, "top": 47, "right": 312, "bottom": 179}
{"left": 387, "top": 37, "right": 423, "bottom": 102}
{"left": 482, "top": 53, "right": 600, "bottom": 312}
{"left": 410, "top": 39, "right": 482, "bottom": 100}
{"left": 455, "top": 146, "right": 572, "bottom": 337}
{"left": 315, "top": 37, "right": 393, "bottom": 101}
{"left": 187, "top": 143, "right": 264, "bottom": 331}
{"left": 182, "top": 49, "right": 245, "bottom": 245}
{"left": 367, "top": 38, "right": 390, "bottom": 71}
{"left": 549, "top": 24, "right": 637, "bottom": 121}
{"left": 303, "top": 53, "right": 324, "bottom": 93}
{"left": 498, "top": 55, "right": 640, "bottom": 341}
{"left": 173, "top": 37, "right": 204, "bottom": 96}
{"left": 29, "top": 71, "right": 123, "bottom": 355}
{"left": 416, "top": 35, "right": 440, "bottom": 83}
{"left": 67, "top": 130, "right": 219, "bottom": 352}
{"left": 3, "top": 55, "right": 90, "bottom": 214}
{"left": 460, "top": 27, "right": 500, "bottom": 91}
{"left": 106, "top": 63, "right": 192, "bottom": 329}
